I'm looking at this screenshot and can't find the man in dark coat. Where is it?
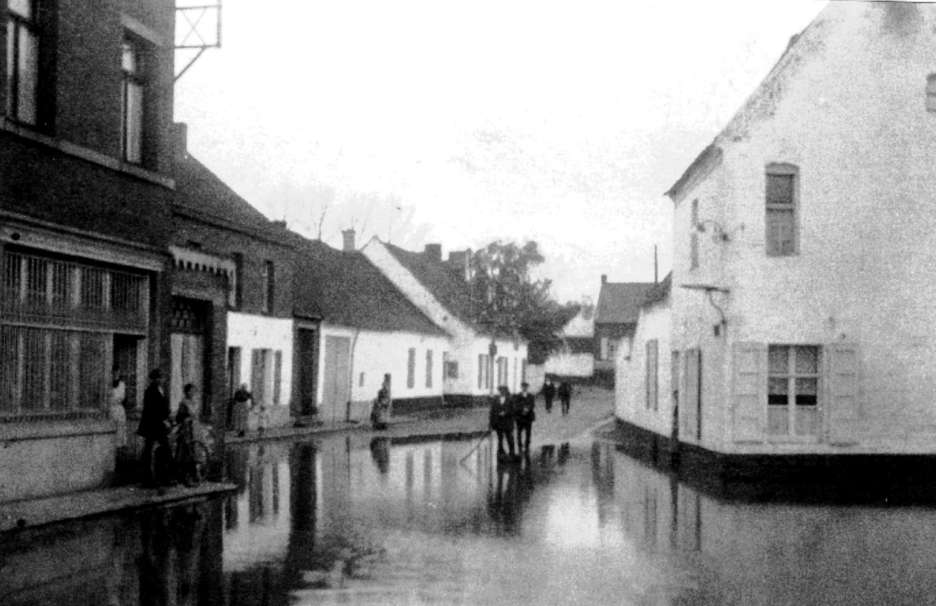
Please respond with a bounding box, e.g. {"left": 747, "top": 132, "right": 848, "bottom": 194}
{"left": 540, "top": 377, "right": 556, "bottom": 413}
{"left": 489, "top": 385, "right": 516, "bottom": 459}
{"left": 558, "top": 381, "right": 572, "bottom": 416}
{"left": 138, "top": 368, "right": 172, "bottom": 487}
{"left": 513, "top": 382, "right": 536, "bottom": 452}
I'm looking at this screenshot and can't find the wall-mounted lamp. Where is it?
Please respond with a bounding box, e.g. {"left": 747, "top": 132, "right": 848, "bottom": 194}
{"left": 695, "top": 220, "right": 744, "bottom": 243}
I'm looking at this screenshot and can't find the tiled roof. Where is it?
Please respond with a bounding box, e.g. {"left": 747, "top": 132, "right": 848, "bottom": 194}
{"left": 294, "top": 239, "right": 447, "bottom": 336}
{"left": 384, "top": 243, "right": 477, "bottom": 326}
{"left": 595, "top": 281, "right": 655, "bottom": 325}
{"left": 172, "top": 155, "right": 288, "bottom": 243}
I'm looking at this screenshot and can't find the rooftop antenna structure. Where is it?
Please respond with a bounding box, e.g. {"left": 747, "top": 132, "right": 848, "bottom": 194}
{"left": 174, "top": 1, "right": 222, "bottom": 83}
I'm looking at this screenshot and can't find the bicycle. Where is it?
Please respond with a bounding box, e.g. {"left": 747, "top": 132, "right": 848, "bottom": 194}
{"left": 150, "top": 422, "right": 211, "bottom": 487}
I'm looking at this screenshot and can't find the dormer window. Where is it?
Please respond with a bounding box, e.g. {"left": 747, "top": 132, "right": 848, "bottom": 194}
{"left": 6, "top": 0, "right": 40, "bottom": 125}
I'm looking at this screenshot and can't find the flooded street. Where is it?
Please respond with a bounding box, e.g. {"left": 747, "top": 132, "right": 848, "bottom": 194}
{"left": 7, "top": 425, "right": 936, "bottom": 605}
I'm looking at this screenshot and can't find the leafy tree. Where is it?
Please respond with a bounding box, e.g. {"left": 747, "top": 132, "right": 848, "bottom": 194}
{"left": 468, "top": 240, "right": 579, "bottom": 365}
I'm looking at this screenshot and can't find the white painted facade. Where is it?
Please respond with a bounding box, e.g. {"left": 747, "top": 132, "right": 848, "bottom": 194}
{"left": 227, "top": 312, "right": 294, "bottom": 429}
{"left": 316, "top": 322, "right": 449, "bottom": 422}
{"left": 615, "top": 297, "right": 672, "bottom": 438}
{"left": 661, "top": 3, "right": 936, "bottom": 455}
{"left": 362, "top": 238, "right": 529, "bottom": 399}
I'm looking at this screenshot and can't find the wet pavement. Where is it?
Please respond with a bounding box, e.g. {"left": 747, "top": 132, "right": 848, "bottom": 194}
{"left": 5, "top": 390, "right": 936, "bottom": 605}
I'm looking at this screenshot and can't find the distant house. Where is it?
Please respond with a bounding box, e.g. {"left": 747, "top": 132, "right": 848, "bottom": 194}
{"left": 171, "top": 141, "right": 296, "bottom": 431}
{"left": 617, "top": 2, "right": 936, "bottom": 471}
{"left": 293, "top": 233, "right": 449, "bottom": 422}
{"left": 594, "top": 275, "right": 655, "bottom": 383}
{"left": 529, "top": 302, "right": 595, "bottom": 386}
{"left": 614, "top": 274, "right": 672, "bottom": 454}
{"left": 362, "top": 239, "right": 529, "bottom": 406}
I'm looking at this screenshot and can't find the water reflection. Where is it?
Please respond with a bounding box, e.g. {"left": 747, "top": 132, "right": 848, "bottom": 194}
{"left": 8, "top": 433, "right": 936, "bottom": 604}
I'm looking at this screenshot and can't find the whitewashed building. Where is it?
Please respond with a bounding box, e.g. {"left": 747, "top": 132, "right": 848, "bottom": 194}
{"left": 293, "top": 235, "right": 449, "bottom": 422}
{"left": 617, "top": 2, "right": 936, "bottom": 467}
{"left": 362, "top": 238, "right": 529, "bottom": 407}
{"left": 529, "top": 303, "right": 595, "bottom": 386}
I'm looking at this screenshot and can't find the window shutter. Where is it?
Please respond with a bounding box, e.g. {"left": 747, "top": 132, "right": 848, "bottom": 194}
{"left": 732, "top": 342, "right": 767, "bottom": 443}
{"left": 825, "top": 343, "right": 860, "bottom": 442}
{"left": 682, "top": 349, "right": 699, "bottom": 439}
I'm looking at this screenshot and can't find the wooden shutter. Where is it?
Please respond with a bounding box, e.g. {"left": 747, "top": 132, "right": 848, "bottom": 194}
{"left": 682, "top": 349, "right": 698, "bottom": 439}
{"left": 732, "top": 342, "right": 767, "bottom": 443}
{"left": 825, "top": 343, "right": 860, "bottom": 443}
{"left": 251, "top": 349, "right": 264, "bottom": 405}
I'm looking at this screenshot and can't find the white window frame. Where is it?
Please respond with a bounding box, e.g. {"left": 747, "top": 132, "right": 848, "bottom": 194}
{"left": 767, "top": 344, "right": 821, "bottom": 439}
{"left": 121, "top": 36, "right": 146, "bottom": 164}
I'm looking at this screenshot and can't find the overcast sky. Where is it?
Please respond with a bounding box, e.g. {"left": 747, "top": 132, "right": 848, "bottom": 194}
{"left": 175, "top": 0, "right": 826, "bottom": 303}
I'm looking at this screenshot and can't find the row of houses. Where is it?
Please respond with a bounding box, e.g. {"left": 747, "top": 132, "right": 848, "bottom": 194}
{"left": 0, "top": 0, "right": 526, "bottom": 503}
{"left": 614, "top": 2, "right": 936, "bottom": 474}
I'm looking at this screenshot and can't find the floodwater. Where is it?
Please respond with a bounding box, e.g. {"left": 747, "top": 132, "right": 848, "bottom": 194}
{"left": 6, "top": 431, "right": 936, "bottom": 605}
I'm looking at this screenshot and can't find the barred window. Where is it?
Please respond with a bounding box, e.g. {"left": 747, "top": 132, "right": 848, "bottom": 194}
{"left": 0, "top": 326, "right": 109, "bottom": 417}
{"left": 2, "top": 250, "right": 147, "bottom": 331}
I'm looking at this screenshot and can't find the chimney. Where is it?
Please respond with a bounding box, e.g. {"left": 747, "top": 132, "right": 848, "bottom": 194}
{"left": 424, "top": 243, "right": 442, "bottom": 262}
{"left": 341, "top": 229, "right": 356, "bottom": 252}
{"left": 601, "top": 274, "right": 607, "bottom": 284}
{"left": 272, "top": 220, "right": 287, "bottom": 229}
{"left": 448, "top": 249, "right": 472, "bottom": 281}
{"left": 172, "top": 122, "right": 188, "bottom": 162}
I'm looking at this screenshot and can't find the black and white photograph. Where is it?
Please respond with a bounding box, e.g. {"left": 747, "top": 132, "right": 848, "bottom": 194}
{"left": 3, "top": 1, "right": 936, "bottom": 604}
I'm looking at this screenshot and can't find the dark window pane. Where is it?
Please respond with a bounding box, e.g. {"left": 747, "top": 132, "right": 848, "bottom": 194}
{"left": 768, "top": 346, "right": 788, "bottom": 374}
{"left": 795, "top": 346, "right": 819, "bottom": 374}
{"left": 795, "top": 378, "right": 818, "bottom": 406}
{"left": 766, "top": 174, "right": 794, "bottom": 206}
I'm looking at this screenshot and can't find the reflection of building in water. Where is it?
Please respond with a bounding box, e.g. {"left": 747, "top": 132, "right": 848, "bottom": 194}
{"left": 0, "top": 500, "right": 222, "bottom": 606}
{"left": 222, "top": 443, "right": 292, "bottom": 572}
{"left": 601, "top": 442, "right": 936, "bottom": 605}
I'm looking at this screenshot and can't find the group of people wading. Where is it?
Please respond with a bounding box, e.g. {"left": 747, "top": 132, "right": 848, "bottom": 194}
{"left": 489, "top": 377, "right": 573, "bottom": 461}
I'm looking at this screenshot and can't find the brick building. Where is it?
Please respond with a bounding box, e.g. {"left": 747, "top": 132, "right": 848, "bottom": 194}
{"left": 0, "top": 0, "right": 177, "bottom": 501}
{"left": 170, "top": 142, "right": 297, "bottom": 431}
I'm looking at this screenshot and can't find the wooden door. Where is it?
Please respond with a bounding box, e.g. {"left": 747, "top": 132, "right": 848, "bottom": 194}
{"left": 322, "top": 336, "right": 351, "bottom": 424}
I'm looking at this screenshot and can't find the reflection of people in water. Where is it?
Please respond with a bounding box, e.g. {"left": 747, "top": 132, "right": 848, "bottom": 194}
{"left": 540, "top": 444, "right": 555, "bottom": 467}
{"left": 557, "top": 442, "right": 571, "bottom": 466}
{"left": 488, "top": 453, "right": 535, "bottom": 534}
{"left": 370, "top": 437, "right": 391, "bottom": 474}
{"left": 139, "top": 503, "right": 211, "bottom": 606}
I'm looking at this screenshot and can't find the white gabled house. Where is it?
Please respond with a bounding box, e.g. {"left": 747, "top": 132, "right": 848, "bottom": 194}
{"left": 293, "top": 234, "right": 449, "bottom": 422}
{"left": 362, "top": 238, "right": 529, "bottom": 406}
{"left": 616, "top": 2, "right": 936, "bottom": 467}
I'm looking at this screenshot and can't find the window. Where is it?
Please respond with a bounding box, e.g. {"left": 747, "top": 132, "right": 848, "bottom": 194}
{"left": 359, "top": 372, "right": 365, "bottom": 387}
{"left": 229, "top": 253, "right": 243, "bottom": 308}
{"left": 121, "top": 37, "right": 146, "bottom": 164}
{"left": 767, "top": 345, "right": 819, "bottom": 437}
{"left": 766, "top": 164, "right": 798, "bottom": 256}
{"left": 227, "top": 346, "right": 241, "bottom": 398}
{"left": 690, "top": 199, "right": 700, "bottom": 269}
{"left": 407, "top": 347, "right": 416, "bottom": 389}
{"left": 273, "top": 350, "right": 282, "bottom": 405}
{"left": 496, "top": 356, "right": 508, "bottom": 387}
{"left": 600, "top": 337, "right": 609, "bottom": 360}
{"left": 645, "top": 339, "right": 658, "bottom": 411}
{"left": 425, "top": 349, "right": 433, "bottom": 388}
{"left": 477, "top": 354, "right": 491, "bottom": 390}
{"left": 0, "top": 250, "right": 146, "bottom": 418}
{"left": 261, "top": 260, "right": 274, "bottom": 314}
{"left": 608, "top": 340, "right": 617, "bottom": 361}
{"left": 6, "top": 0, "right": 39, "bottom": 125}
